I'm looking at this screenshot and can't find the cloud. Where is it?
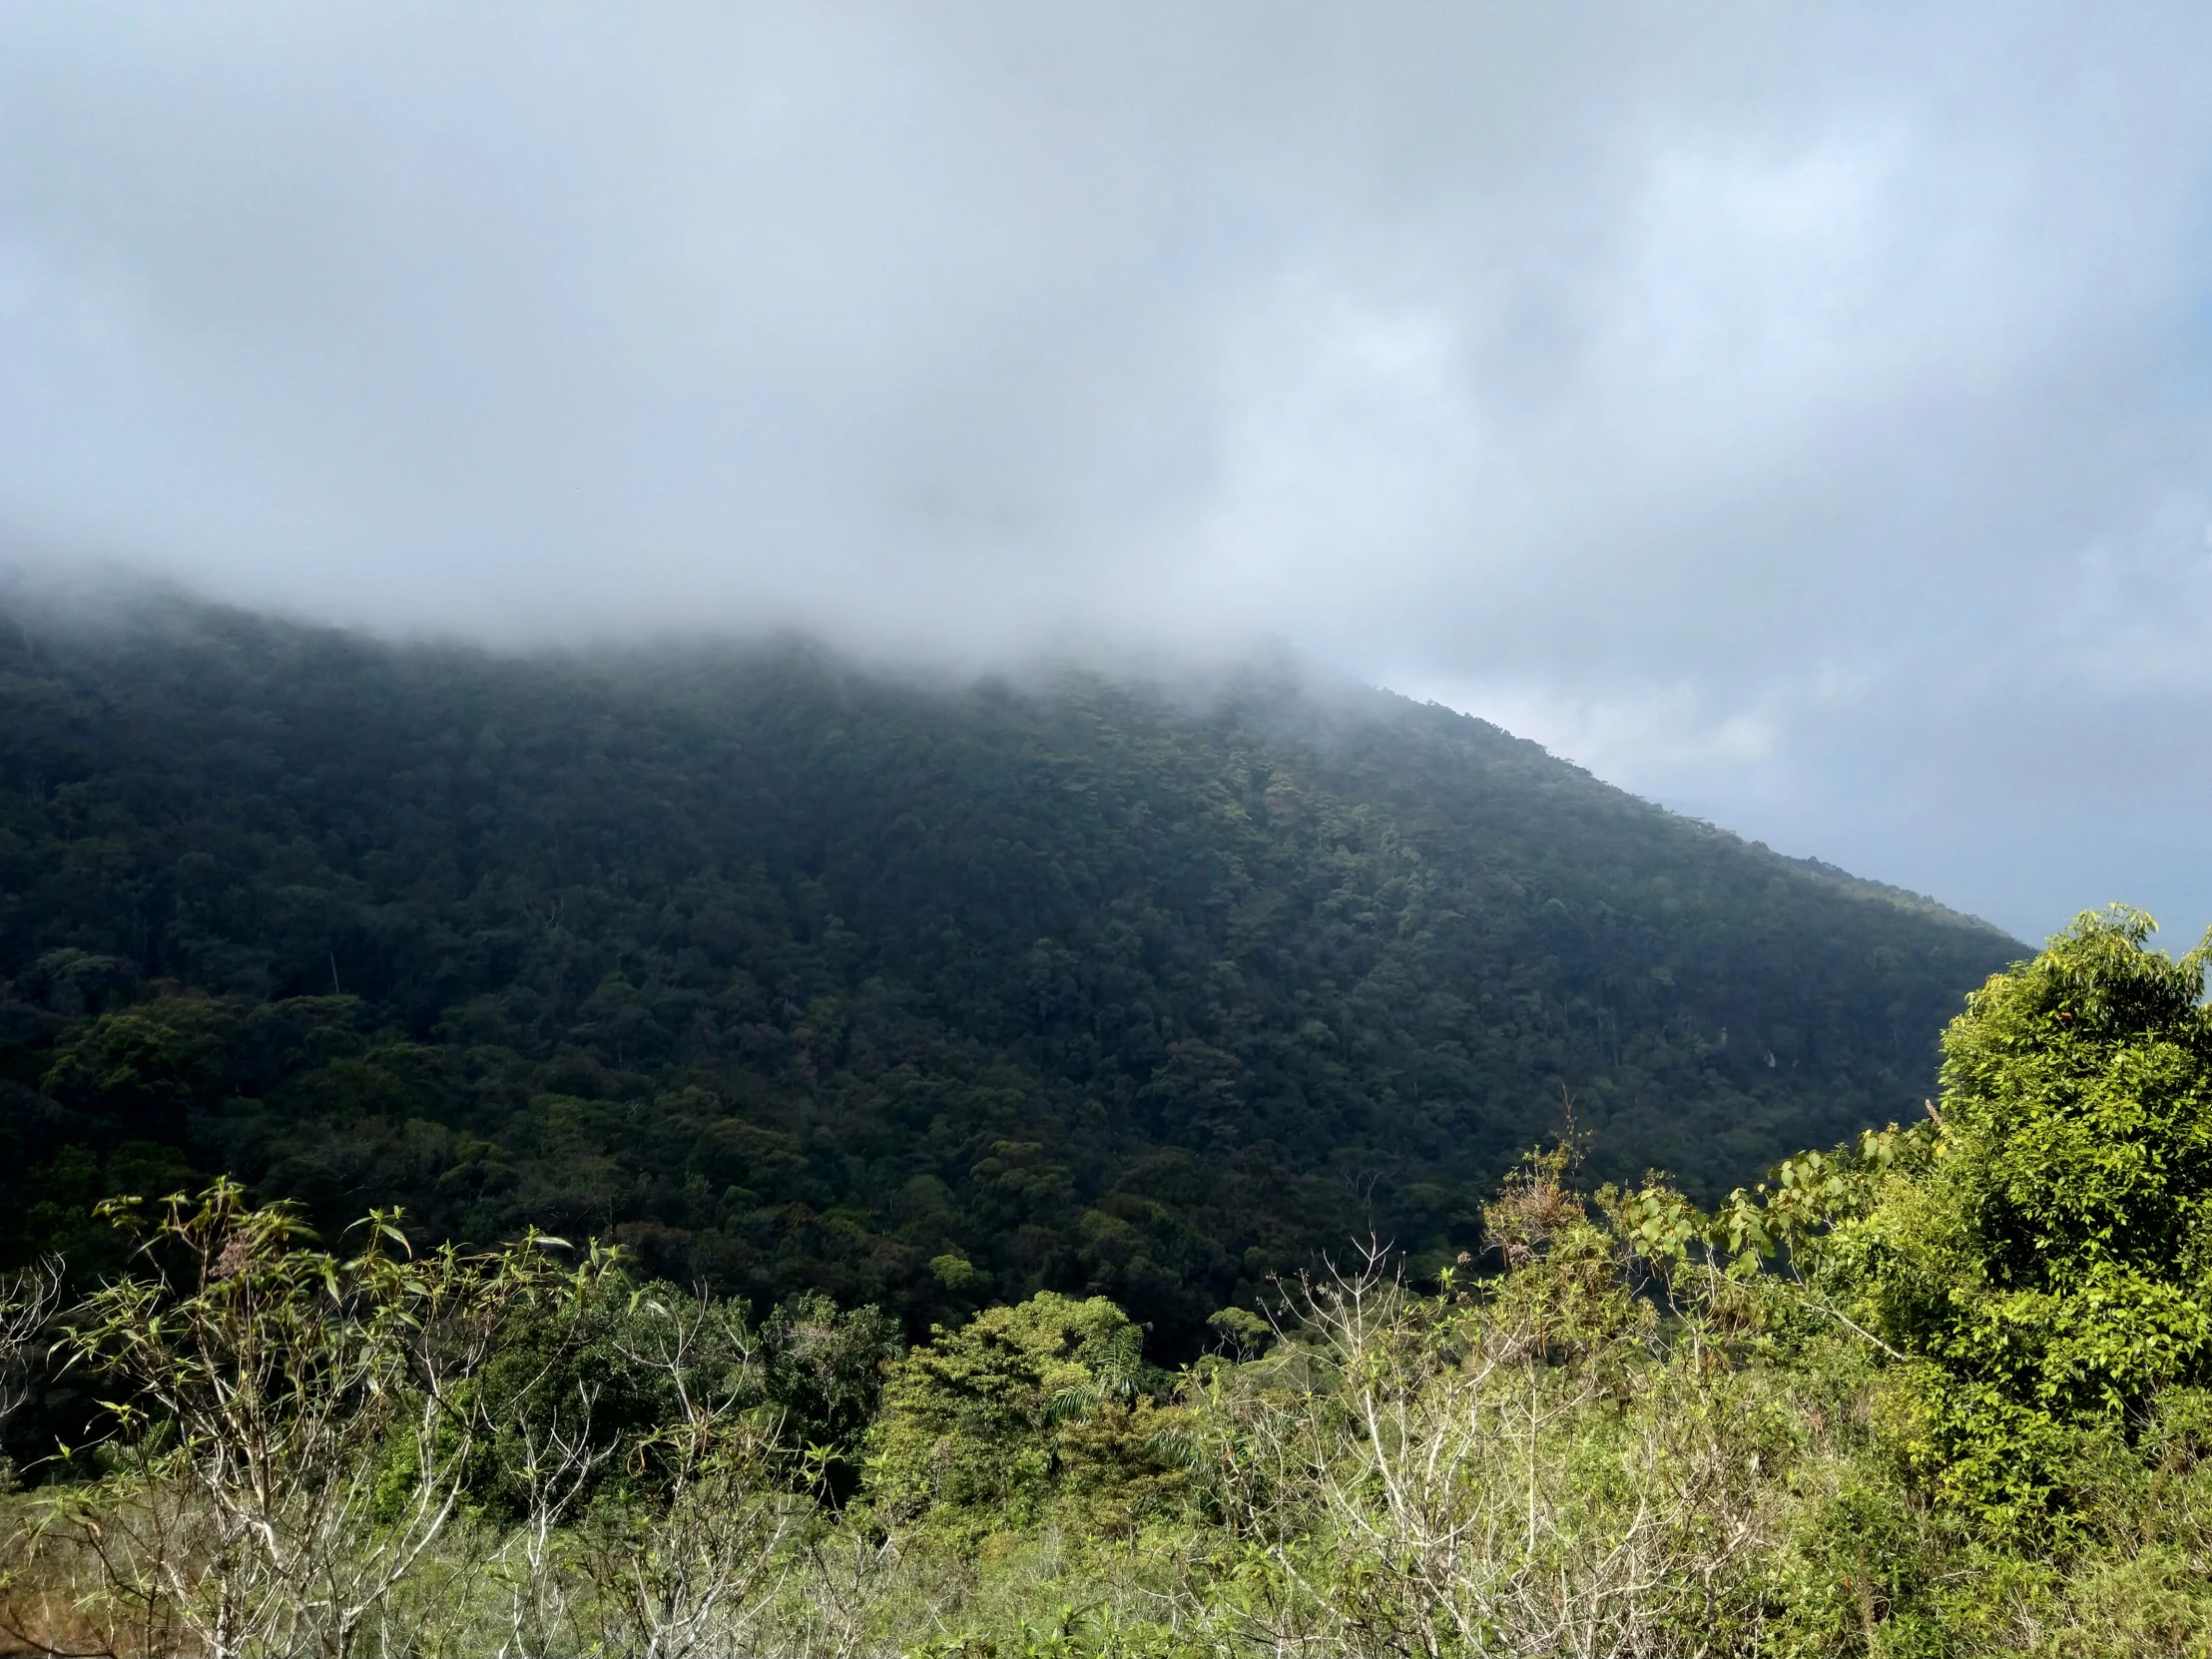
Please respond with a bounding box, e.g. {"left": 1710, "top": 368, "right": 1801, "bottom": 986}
{"left": 3, "top": 1, "right": 2211, "bottom": 939}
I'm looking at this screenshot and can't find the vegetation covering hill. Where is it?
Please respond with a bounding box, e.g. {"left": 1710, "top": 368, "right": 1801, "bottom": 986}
{"left": 0, "top": 597, "right": 2017, "bottom": 1343}
{"left": 5, "top": 909, "right": 2207, "bottom": 1657}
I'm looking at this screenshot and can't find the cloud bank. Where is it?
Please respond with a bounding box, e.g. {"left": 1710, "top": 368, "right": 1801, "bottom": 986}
{"left": 3, "top": 1, "right": 2211, "bottom": 939}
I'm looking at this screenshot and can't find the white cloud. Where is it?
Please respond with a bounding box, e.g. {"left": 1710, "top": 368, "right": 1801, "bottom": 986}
{"left": 3, "top": 1, "right": 2211, "bottom": 938}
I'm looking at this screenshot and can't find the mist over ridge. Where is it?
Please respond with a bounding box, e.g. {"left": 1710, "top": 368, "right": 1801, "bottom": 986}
{"left": 0, "top": 561, "right": 2023, "bottom": 948}
{"left": 6, "top": 3, "right": 2212, "bottom": 939}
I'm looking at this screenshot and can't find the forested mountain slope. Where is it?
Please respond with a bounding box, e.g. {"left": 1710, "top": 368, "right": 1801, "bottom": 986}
{"left": 0, "top": 600, "right": 2019, "bottom": 1342}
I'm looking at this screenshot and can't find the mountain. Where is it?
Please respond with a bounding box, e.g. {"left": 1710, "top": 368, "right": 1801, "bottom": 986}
{"left": 0, "top": 598, "right": 2019, "bottom": 1344}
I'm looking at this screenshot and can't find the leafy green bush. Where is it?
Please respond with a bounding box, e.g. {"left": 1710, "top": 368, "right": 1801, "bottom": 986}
{"left": 863, "top": 1292, "right": 1184, "bottom": 1541}
{"left": 1827, "top": 908, "right": 2212, "bottom": 1534}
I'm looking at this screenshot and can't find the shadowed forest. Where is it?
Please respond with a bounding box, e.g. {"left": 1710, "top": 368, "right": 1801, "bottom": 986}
{"left": 16, "top": 603, "right": 2203, "bottom": 1655}
{"left": 0, "top": 602, "right": 2011, "bottom": 1346}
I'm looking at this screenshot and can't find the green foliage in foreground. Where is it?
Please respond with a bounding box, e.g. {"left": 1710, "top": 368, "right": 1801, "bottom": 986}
{"left": 1900, "top": 909, "right": 2212, "bottom": 1520}
{"left": 0, "top": 597, "right": 2016, "bottom": 1367}
{"left": 3, "top": 907, "right": 2210, "bottom": 1656}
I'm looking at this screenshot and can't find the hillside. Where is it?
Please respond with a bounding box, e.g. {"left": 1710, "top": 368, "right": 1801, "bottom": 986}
{"left": 0, "top": 599, "right": 2019, "bottom": 1342}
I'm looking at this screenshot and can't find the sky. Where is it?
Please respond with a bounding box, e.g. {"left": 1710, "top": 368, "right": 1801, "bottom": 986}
{"left": 2, "top": 2, "right": 2211, "bottom": 945}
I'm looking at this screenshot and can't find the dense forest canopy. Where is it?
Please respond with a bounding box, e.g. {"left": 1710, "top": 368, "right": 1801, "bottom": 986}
{"left": 0, "top": 596, "right": 2018, "bottom": 1349}
{"left": 5, "top": 910, "right": 2205, "bottom": 1657}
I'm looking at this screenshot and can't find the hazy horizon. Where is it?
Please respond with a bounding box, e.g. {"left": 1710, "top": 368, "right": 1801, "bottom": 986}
{"left": 5, "top": 3, "right": 2211, "bottom": 944}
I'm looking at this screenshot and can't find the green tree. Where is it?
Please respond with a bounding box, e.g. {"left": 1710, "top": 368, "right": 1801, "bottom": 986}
{"left": 762, "top": 1292, "right": 902, "bottom": 1502}
{"left": 1830, "top": 907, "right": 2212, "bottom": 1530}
{"left": 863, "top": 1292, "right": 1176, "bottom": 1538}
